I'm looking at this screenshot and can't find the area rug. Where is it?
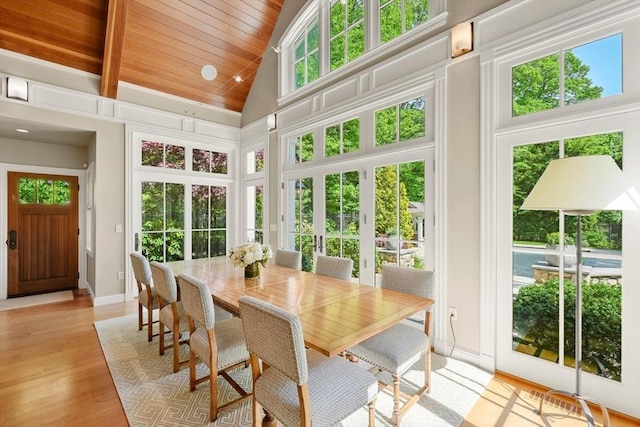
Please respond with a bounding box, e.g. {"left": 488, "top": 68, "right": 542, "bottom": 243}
{"left": 0, "top": 290, "right": 74, "bottom": 311}
{"left": 95, "top": 315, "right": 492, "bottom": 427}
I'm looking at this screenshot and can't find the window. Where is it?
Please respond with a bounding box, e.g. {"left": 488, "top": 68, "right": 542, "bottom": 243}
{"left": 288, "top": 132, "right": 314, "bottom": 164}
{"left": 193, "top": 148, "right": 228, "bottom": 174}
{"left": 280, "top": 1, "right": 445, "bottom": 95}
{"left": 246, "top": 184, "right": 265, "bottom": 243}
{"left": 325, "top": 118, "right": 359, "bottom": 157}
{"left": 512, "top": 34, "right": 622, "bottom": 117}
{"left": 379, "top": 0, "right": 430, "bottom": 45}
{"left": 375, "top": 96, "right": 425, "bottom": 146}
{"left": 18, "top": 178, "right": 71, "bottom": 204}
{"left": 294, "top": 17, "right": 319, "bottom": 90}
{"left": 329, "top": 0, "right": 365, "bottom": 71}
{"left": 192, "top": 185, "right": 227, "bottom": 259}
{"left": 141, "top": 140, "right": 185, "bottom": 169}
{"left": 246, "top": 148, "right": 264, "bottom": 174}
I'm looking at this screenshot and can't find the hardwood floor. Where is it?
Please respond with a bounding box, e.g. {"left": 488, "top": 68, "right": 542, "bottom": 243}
{"left": 0, "top": 292, "right": 637, "bottom": 427}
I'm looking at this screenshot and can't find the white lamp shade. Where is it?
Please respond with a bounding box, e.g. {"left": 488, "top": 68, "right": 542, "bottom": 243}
{"left": 521, "top": 155, "right": 639, "bottom": 214}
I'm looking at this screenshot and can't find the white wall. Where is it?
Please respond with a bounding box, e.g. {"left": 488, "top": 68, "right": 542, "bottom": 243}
{"left": 445, "top": 57, "right": 481, "bottom": 353}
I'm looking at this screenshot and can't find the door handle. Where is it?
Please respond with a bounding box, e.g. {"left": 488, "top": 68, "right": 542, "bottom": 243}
{"left": 135, "top": 233, "right": 140, "bottom": 251}
{"left": 319, "top": 235, "right": 323, "bottom": 252}
{"left": 313, "top": 235, "right": 317, "bottom": 252}
{"left": 9, "top": 230, "right": 17, "bottom": 250}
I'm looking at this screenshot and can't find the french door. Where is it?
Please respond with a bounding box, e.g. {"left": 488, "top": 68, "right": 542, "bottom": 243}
{"left": 132, "top": 173, "right": 229, "bottom": 262}
{"left": 495, "top": 113, "right": 640, "bottom": 414}
{"left": 282, "top": 148, "right": 433, "bottom": 286}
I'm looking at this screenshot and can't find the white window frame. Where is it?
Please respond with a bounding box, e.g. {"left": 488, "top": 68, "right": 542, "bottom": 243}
{"left": 483, "top": 4, "right": 640, "bottom": 417}
{"left": 277, "top": 0, "right": 447, "bottom": 102}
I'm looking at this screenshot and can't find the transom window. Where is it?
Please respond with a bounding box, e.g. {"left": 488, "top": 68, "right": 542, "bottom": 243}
{"left": 325, "top": 118, "right": 359, "bottom": 157}
{"left": 294, "top": 17, "right": 319, "bottom": 90}
{"left": 329, "top": 0, "right": 365, "bottom": 71}
{"left": 192, "top": 148, "right": 228, "bottom": 174}
{"left": 512, "top": 33, "right": 622, "bottom": 117}
{"left": 379, "top": 0, "right": 430, "bottom": 44}
{"left": 288, "top": 132, "right": 314, "bottom": 164}
{"left": 375, "top": 96, "right": 425, "bottom": 146}
{"left": 280, "top": 0, "right": 445, "bottom": 95}
{"left": 141, "top": 140, "right": 185, "bottom": 169}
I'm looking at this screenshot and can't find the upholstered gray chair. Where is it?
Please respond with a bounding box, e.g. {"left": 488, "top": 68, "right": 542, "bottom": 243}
{"left": 314, "top": 255, "right": 353, "bottom": 281}
{"left": 129, "top": 252, "right": 159, "bottom": 342}
{"left": 273, "top": 249, "right": 302, "bottom": 270}
{"left": 346, "top": 264, "right": 434, "bottom": 426}
{"left": 238, "top": 295, "right": 377, "bottom": 427}
{"left": 150, "top": 261, "right": 189, "bottom": 373}
{"left": 177, "top": 273, "right": 251, "bottom": 422}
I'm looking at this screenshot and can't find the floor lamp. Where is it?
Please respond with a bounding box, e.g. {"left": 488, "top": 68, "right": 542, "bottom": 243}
{"left": 520, "top": 155, "right": 638, "bottom": 427}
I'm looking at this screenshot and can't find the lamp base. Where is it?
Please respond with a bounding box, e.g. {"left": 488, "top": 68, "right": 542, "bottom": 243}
{"left": 535, "top": 389, "right": 610, "bottom": 427}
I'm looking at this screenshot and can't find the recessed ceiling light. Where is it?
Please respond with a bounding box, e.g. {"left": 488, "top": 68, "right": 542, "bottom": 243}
{"left": 16, "top": 128, "right": 29, "bottom": 133}
{"left": 234, "top": 75, "right": 243, "bottom": 83}
{"left": 201, "top": 64, "right": 217, "bottom": 81}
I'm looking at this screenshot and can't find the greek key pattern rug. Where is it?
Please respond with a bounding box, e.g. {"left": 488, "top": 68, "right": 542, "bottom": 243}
{"left": 95, "top": 315, "right": 491, "bottom": 426}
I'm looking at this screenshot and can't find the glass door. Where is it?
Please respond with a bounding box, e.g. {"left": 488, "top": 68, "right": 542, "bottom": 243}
{"left": 284, "top": 176, "right": 315, "bottom": 272}
{"left": 496, "top": 114, "right": 640, "bottom": 411}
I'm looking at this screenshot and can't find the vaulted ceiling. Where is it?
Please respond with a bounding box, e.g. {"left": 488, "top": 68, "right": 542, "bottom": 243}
{"left": 0, "top": 0, "right": 284, "bottom": 113}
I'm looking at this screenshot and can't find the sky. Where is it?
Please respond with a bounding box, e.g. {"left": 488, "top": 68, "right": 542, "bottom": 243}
{"left": 569, "top": 33, "right": 622, "bottom": 97}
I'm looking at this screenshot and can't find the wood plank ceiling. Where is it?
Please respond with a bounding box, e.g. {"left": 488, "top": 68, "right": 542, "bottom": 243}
{"left": 0, "top": 0, "right": 284, "bottom": 113}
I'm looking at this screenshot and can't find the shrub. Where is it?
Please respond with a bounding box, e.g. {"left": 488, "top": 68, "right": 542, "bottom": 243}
{"left": 513, "top": 278, "right": 621, "bottom": 380}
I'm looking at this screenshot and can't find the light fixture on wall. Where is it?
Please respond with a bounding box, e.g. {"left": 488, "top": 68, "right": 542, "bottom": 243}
{"left": 521, "top": 155, "right": 639, "bottom": 427}
{"left": 7, "top": 77, "right": 28, "bottom": 101}
{"left": 451, "top": 22, "right": 473, "bottom": 58}
{"left": 267, "top": 113, "right": 277, "bottom": 131}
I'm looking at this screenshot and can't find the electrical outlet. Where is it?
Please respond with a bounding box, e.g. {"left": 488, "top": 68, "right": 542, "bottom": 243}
{"left": 117, "top": 271, "right": 124, "bottom": 280}
{"left": 448, "top": 306, "right": 457, "bottom": 321}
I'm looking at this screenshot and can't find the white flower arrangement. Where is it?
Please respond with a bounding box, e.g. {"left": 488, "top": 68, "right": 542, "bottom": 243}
{"left": 229, "top": 242, "right": 273, "bottom": 268}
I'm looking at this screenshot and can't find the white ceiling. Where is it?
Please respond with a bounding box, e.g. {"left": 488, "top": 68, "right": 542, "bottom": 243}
{"left": 0, "top": 117, "right": 94, "bottom": 146}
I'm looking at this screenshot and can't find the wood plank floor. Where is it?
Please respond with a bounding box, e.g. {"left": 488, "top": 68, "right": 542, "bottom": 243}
{"left": 0, "top": 292, "right": 637, "bottom": 426}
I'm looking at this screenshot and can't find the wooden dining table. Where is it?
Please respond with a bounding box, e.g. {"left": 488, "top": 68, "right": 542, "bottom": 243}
{"left": 167, "top": 257, "right": 434, "bottom": 357}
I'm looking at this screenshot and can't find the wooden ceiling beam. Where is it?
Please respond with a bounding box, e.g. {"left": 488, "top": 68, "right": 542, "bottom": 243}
{"left": 101, "top": 0, "right": 130, "bottom": 99}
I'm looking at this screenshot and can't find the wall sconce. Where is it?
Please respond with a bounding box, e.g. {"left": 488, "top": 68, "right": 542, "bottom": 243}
{"left": 7, "top": 77, "right": 28, "bottom": 101}
{"left": 451, "top": 22, "right": 473, "bottom": 58}
{"left": 267, "top": 113, "right": 277, "bottom": 131}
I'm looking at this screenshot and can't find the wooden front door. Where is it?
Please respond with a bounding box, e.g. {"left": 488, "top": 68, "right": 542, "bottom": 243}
{"left": 7, "top": 172, "right": 78, "bottom": 297}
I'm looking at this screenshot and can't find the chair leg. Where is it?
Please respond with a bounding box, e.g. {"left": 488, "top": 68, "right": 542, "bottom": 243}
{"left": 159, "top": 322, "right": 165, "bottom": 355}
{"left": 368, "top": 397, "right": 376, "bottom": 427}
{"left": 172, "top": 328, "right": 180, "bottom": 373}
{"left": 392, "top": 374, "right": 400, "bottom": 426}
{"left": 138, "top": 303, "right": 143, "bottom": 331}
{"left": 252, "top": 395, "right": 263, "bottom": 427}
{"left": 189, "top": 349, "right": 197, "bottom": 392}
{"left": 209, "top": 367, "right": 218, "bottom": 422}
{"left": 147, "top": 307, "right": 154, "bottom": 342}
{"left": 424, "top": 349, "right": 431, "bottom": 394}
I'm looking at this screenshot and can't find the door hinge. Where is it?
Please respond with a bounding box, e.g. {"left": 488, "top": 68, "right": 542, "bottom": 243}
{"left": 78, "top": 184, "right": 80, "bottom": 191}
{"left": 433, "top": 160, "right": 435, "bottom": 171}
{"left": 281, "top": 182, "right": 284, "bottom": 190}
{"left": 364, "top": 259, "right": 367, "bottom": 268}
{"left": 363, "top": 170, "right": 367, "bottom": 180}
{"left": 78, "top": 228, "right": 80, "bottom": 235}
{"left": 281, "top": 214, "right": 284, "bottom": 222}
{"left": 363, "top": 214, "right": 367, "bottom": 224}
{"left": 77, "top": 272, "right": 80, "bottom": 279}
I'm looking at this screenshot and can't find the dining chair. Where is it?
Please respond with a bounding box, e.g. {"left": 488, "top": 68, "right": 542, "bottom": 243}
{"left": 150, "top": 261, "right": 189, "bottom": 373}
{"left": 314, "top": 255, "right": 353, "bottom": 281}
{"left": 346, "top": 264, "right": 434, "bottom": 426}
{"left": 129, "top": 252, "right": 159, "bottom": 342}
{"left": 238, "top": 295, "right": 377, "bottom": 427}
{"left": 177, "top": 273, "right": 251, "bottom": 422}
{"left": 273, "top": 248, "right": 302, "bottom": 270}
